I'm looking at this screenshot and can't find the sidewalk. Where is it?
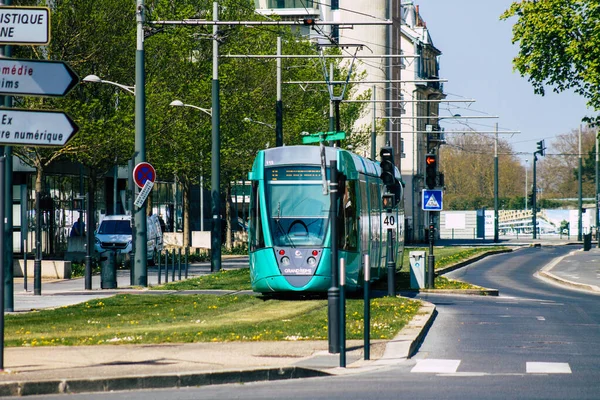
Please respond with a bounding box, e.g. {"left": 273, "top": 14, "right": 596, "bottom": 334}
{"left": 536, "top": 247, "right": 600, "bottom": 294}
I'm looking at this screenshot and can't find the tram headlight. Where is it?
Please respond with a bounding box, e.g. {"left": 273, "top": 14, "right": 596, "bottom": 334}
{"left": 307, "top": 257, "right": 317, "bottom": 266}
{"left": 281, "top": 256, "right": 290, "bottom": 266}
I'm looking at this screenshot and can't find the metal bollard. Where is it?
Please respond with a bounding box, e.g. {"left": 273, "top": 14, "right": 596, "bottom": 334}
{"left": 157, "top": 250, "right": 162, "bottom": 285}
{"left": 178, "top": 248, "right": 182, "bottom": 280}
{"left": 171, "top": 249, "right": 176, "bottom": 281}
{"left": 185, "top": 247, "right": 189, "bottom": 279}
{"left": 164, "top": 251, "right": 169, "bottom": 283}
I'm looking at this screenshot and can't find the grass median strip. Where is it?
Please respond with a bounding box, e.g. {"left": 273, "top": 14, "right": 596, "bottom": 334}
{"left": 6, "top": 294, "right": 421, "bottom": 347}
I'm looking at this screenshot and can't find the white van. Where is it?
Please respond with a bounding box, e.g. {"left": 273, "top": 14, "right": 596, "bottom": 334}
{"left": 94, "top": 214, "right": 164, "bottom": 264}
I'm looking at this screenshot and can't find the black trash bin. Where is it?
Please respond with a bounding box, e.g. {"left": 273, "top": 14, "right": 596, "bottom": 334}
{"left": 100, "top": 250, "right": 117, "bottom": 289}
{"left": 583, "top": 233, "right": 592, "bottom": 251}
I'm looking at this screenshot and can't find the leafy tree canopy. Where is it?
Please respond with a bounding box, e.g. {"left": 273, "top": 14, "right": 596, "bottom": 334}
{"left": 502, "top": 0, "right": 600, "bottom": 121}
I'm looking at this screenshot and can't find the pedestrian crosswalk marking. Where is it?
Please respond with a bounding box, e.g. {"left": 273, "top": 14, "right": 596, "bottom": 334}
{"left": 526, "top": 362, "right": 571, "bottom": 374}
{"left": 411, "top": 359, "right": 461, "bottom": 373}
{"left": 409, "top": 359, "right": 572, "bottom": 375}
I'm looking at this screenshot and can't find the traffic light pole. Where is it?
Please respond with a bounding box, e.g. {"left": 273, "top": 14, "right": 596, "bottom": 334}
{"left": 427, "top": 212, "right": 435, "bottom": 289}
{"left": 532, "top": 153, "right": 537, "bottom": 239}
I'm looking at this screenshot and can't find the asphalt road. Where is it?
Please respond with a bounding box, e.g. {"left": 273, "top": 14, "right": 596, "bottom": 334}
{"left": 17, "top": 245, "right": 600, "bottom": 400}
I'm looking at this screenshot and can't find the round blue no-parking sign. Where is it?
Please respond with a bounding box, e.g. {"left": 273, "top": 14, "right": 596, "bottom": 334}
{"left": 133, "top": 162, "right": 156, "bottom": 189}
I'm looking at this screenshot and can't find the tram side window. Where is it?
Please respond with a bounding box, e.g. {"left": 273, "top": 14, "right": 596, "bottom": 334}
{"left": 250, "top": 181, "right": 265, "bottom": 251}
{"left": 338, "top": 180, "right": 358, "bottom": 251}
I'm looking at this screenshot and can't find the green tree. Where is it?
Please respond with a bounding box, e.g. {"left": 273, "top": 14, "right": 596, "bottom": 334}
{"left": 502, "top": 0, "right": 600, "bottom": 119}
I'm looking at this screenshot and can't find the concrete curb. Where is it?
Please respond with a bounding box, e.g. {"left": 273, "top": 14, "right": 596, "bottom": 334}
{"left": 411, "top": 288, "right": 499, "bottom": 296}
{"left": 535, "top": 249, "right": 600, "bottom": 294}
{"left": 0, "top": 367, "right": 330, "bottom": 397}
{"left": 435, "top": 248, "right": 513, "bottom": 276}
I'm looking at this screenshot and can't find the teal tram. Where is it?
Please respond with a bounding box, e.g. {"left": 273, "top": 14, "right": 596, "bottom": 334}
{"left": 247, "top": 145, "right": 405, "bottom": 294}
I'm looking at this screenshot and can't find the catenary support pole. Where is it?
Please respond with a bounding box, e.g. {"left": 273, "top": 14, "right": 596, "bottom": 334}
{"left": 276, "top": 36, "right": 283, "bottom": 147}
{"left": 595, "top": 131, "right": 600, "bottom": 248}
{"left": 494, "top": 123, "right": 499, "bottom": 243}
{"left": 532, "top": 153, "right": 537, "bottom": 239}
{"left": 579, "top": 125, "right": 583, "bottom": 241}
{"left": 211, "top": 1, "right": 222, "bottom": 272}
{"left": 133, "top": 0, "right": 148, "bottom": 286}
{"left": 371, "top": 85, "right": 376, "bottom": 160}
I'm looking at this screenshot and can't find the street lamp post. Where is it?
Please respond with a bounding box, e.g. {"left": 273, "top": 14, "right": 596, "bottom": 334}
{"left": 82, "top": 73, "right": 146, "bottom": 286}
{"left": 525, "top": 159, "right": 528, "bottom": 211}
{"left": 243, "top": 117, "right": 274, "bottom": 130}
{"left": 170, "top": 100, "right": 212, "bottom": 241}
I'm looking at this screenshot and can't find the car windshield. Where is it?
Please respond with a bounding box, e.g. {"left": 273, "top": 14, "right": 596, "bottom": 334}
{"left": 97, "top": 220, "right": 132, "bottom": 235}
{"left": 266, "top": 182, "right": 330, "bottom": 247}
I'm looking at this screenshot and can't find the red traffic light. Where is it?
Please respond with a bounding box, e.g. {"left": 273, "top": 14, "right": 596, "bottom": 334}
{"left": 426, "top": 155, "right": 436, "bottom": 165}
{"left": 303, "top": 18, "right": 316, "bottom": 25}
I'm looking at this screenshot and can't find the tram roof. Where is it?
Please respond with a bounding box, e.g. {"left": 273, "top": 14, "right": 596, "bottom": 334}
{"left": 249, "top": 145, "right": 400, "bottom": 181}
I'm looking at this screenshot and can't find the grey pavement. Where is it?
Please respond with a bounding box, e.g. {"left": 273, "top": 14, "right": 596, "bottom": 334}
{"left": 0, "top": 241, "right": 599, "bottom": 396}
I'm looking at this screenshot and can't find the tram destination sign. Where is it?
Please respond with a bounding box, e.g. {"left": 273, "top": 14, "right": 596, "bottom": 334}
{"left": 266, "top": 166, "right": 324, "bottom": 181}
{"left": 0, "top": 6, "right": 50, "bottom": 45}
{"left": 0, "top": 59, "right": 79, "bottom": 97}
{"left": 0, "top": 108, "right": 78, "bottom": 147}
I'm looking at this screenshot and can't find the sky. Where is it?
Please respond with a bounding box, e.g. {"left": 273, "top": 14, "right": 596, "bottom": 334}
{"left": 414, "top": 0, "right": 591, "bottom": 161}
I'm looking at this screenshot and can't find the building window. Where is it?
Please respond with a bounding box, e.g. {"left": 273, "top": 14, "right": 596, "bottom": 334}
{"left": 267, "top": 0, "right": 314, "bottom": 8}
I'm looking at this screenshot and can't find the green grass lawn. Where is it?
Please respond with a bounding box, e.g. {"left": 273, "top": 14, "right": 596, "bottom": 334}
{"left": 5, "top": 294, "right": 420, "bottom": 347}
{"left": 153, "top": 246, "right": 504, "bottom": 292}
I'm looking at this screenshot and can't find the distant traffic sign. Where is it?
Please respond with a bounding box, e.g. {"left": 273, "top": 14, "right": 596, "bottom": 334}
{"left": 133, "top": 162, "right": 156, "bottom": 189}
{"left": 0, "top": 7, "right": 50, "bottom": 45}
{"left": 0, "top": 108, "right": 78, "bottom": 146}
{"left": 422, "top": 189, "right": 443, "bottom": 211}
{"left": 0, "top": 59, "right": 79, "bottom": 97}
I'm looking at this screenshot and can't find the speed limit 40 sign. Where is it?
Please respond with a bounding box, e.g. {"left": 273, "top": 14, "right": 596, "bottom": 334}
{"left": 383, "top": 212, "right": 396, "bottom": 228}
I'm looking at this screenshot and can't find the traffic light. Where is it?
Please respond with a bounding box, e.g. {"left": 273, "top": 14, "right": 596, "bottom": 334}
{"left": 536, "top": 140, "right": 545, "bottom": 156}
{"left": 528, "top": 192, "right": 534, "bottom": 209}
{"left": 379, "top": 146, "right": 396, "bottom": 187}
{"left": 425, "top": 154, "right": 437, "bottom": 189}
{"left": 303, "top": 18, "right": 316, "bottom": 26}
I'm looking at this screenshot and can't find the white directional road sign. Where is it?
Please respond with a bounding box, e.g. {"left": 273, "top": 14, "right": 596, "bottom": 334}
{"left": 0, "top": 108, "right": 78, "bottom": 147}
{"left": 0, "top": 7, "right": 50, "bottom": 45}
{"left": 422, "top": 189, "right": 443, "bottom": 211}
{"left": 0, "top": 59, "right": 79, "bottom": 97}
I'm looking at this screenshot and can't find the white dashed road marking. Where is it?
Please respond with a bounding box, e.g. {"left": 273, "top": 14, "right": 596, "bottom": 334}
{"left": 526, "top": 362, "right": 572, "bottom": 374}
{"left": 411, "top": 359, "right": 461, "bottom": 374}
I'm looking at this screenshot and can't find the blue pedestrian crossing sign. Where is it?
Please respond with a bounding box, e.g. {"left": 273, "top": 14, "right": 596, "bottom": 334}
{"left": 422, "top": 189, "right": 443, "bottom": 211}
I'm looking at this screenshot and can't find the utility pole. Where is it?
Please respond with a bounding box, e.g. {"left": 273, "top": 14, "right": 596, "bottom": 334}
{"left": 275, "top": 36, "right": 283, "bottom": 147}
{"left": 371, "top": 85, "right": 376, "bottom": 160}
{"left": 596, "top": 130, "right": 599, "bottom": 247}
{"left": 532, "top": 140, "right": 545, "bottom": 239}
{"left": 132, "top": 0, "right": 148, "bottom": 286}
{"left": 578, "top": 125, "right": 583, "bottom": 242}
{"left": 211, "top": 1, "right": 222, "bottom": 272}
{"left": 494, "top": 123, "right": 499, "bottom": 243}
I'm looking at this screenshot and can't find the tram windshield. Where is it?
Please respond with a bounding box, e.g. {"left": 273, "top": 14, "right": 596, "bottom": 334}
{"left": 266, "top": 182, "right": 330, "bottom": 247}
